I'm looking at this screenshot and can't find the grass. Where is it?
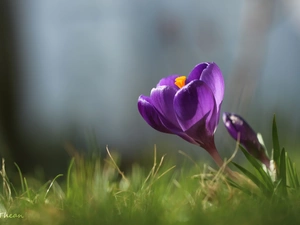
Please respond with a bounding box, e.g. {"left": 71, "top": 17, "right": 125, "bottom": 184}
{"left": 1, "top": 142, "right": 300, "bottom": 225}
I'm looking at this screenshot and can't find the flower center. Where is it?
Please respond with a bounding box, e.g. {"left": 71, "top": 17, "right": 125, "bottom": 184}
{"left": 175, "top": 76, "right": 186, "bottom": 88}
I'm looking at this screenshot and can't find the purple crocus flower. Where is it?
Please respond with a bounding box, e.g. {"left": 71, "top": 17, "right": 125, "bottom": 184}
{"left": 223, "top": 112, "right": 270, "bottom": 168}
{"left": 138, "top": 62, "right": 225, "bottom": 167}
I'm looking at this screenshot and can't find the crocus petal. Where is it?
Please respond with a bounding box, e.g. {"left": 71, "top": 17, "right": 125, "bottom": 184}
{"left": 186, "top": 62, "right": 209, "bottom": 83}
{"left": 177, "top": 133, "right": 199, "bottom": 145}
{"left": 199, "top": 62, "right": 224, "bottom": 111}
{"left": 222, "top": 112, "right": 257, "bottom": 143}
{"left": 156, "top": 74, "right": 181, "bottom": 89}
{"left": 150, "top": 86, "right": 182, "bottom": 131}
{"left": 184, "top": 113, "right": 210, "bottom": 145}
{"left": 137, "top": 95, "right": 171, "bottom": 133}
{"left": 206, "top": 102, "right": 218, "bottom": 134}
{"left": 174, "top": 80, "right": 216, "bottom": 134}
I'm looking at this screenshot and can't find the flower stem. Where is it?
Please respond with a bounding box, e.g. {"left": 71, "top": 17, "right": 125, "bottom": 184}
{"left": 208, "top": 146, "right": 224, "bottom": 168}
{"left": 206, "top": 143, "right": 236, "bottom": 179}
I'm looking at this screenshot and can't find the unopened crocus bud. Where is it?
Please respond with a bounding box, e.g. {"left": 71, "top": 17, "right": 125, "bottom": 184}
{"left": 223, "top": 112, "right": 270, "bottom": 168}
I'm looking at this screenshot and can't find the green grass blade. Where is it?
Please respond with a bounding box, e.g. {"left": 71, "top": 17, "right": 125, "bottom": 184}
{"left": 23, "top": 177, "right": 31, "bottom": 200}
{"left": 44, "top": 174, "right": 63, "bottom": 200}
{"left": 278, "top": 148, "right": 287, "bottom": 196}
{"left": 286, "top": 153, "right": 300, "bottom": 190}
{"left": 272, "top": 115, "right": 281, "bottom": 167}
{"left": 67, "top": 158, "right": 75, "bottom": 199}
{"left": 231, "top": 162, "right": 270, "bottom": 197}
{"left": 293, "top": 162, "right": 300, "bottom": 188}
{"left": 239, "top": 146, "right": 273, "bottom": 190}
{"left": 287, "top": 154, "right": 296, "bottom": 188}
{"left": 14, "top": 163, "right": 25, "bottom": 193}
{"left": 227, "top": 178, "right": 257, "bottom": 197}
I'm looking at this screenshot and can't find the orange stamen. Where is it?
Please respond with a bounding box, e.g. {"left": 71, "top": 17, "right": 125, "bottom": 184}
{"left": 175, "top": 76, "right": 187, "bottom": 89}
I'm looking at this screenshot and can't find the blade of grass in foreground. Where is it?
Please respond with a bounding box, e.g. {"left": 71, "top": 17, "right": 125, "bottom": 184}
{"left": 14, "top": 163, "right": 25, "bottom": 193}
{"left": 231, "top": 162, "right": 271, "bottom": 198}
{"left": 286, "top": 154, "right": 300, "bottom": 189}
{"left": 226, "top": 178, "right": 258, "bottom": 197}
{"left": 67, "top": 157, "right": 75, "bottom": 199}
{"left": 278, "top": 148, "right": 287, "bottom": 197}
{"left": 239, "top": 146, "right": 273, "bottom": 190}
{"left": 272, "top": 115, "right": 281, "bottom": 171}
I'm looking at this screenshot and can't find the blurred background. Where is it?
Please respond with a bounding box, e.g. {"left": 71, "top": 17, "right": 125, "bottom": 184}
{"left": 1, "top": 0, "right": 300, "bottom": 177}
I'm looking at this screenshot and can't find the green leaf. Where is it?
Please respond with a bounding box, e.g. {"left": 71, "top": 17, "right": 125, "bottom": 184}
{"left": 286, "top": 154, "right": 300, "bottom": 189}
{"left": 278, "top": 148, "right": 287, "bottom": 196}
{"left": 287, "top": 155, "right": 296, "bottom": 188}
{"left": 231, "top": 162, "right": 271, "bottom": 198}
{"left": 272, "top": 115, "right": 281, "bottom": 168}
{"left": 227, "top": 178, "right": 258, "bottom": 197}
{"left": 293, "top": 162, "right": 300, "bottom": 188}
{"left": 239, "top": 146, "right": 274, "bottom": 190}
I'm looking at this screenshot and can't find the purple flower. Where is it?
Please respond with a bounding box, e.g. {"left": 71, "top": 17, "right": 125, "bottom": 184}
{"left": 138, "top": 62, "right": 225, "bottom": 166}
{"left": 222, "top": 112, "right": 270, "bottom": 168}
